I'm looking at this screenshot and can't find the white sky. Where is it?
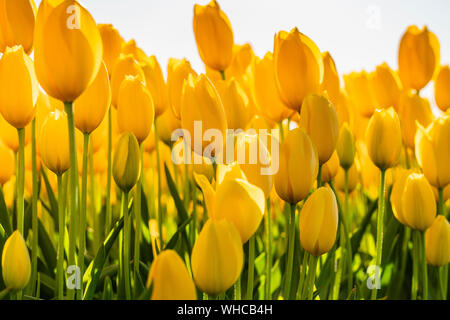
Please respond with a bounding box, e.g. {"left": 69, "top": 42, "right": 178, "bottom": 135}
{"left": 37, "top": 0, "right": 450, "bottom": 104}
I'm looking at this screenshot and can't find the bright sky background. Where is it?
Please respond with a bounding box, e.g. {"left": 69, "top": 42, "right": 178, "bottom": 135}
{"left": 38, "top": 0, "right": 450, "bottom": 104}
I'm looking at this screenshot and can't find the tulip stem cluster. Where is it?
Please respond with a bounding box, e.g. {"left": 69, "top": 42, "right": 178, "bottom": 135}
{"left": 265, "top": 198, "right": 272, "bottom": 299}
{"left": 246, "top": 235, "right": 255, "bottom": 299}
{"left": 283, "top": 203, "right": 297, "bottom": 299}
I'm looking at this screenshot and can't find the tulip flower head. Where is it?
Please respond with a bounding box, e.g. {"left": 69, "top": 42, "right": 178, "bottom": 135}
{"left": 435, "top": 65, "right": 450, "bottom": 112}
{"left": 425, "top": 216, "right": 450, "bottom": 267}
{"left": 98, "top": 23, "right": 124, "bottom": 76}
{"left": 113, "top": 132, "right": 141, "bottom": 192}
{"left": 336, "top": 123, "right": 356, "bottom": 170}
{"left": 2, "top": 231, "right": 31, "bottom": 291}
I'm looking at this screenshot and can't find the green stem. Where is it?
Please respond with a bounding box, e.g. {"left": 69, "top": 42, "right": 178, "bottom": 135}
{"left": 438, "top": 187, "right": 446, "bottom": 216}
{"left": 404, "top": 145, "right": 410, "bottom": 169}
{"left": 57, "top": 174, "right": 65, "bottom": 300}
{"left": 439, "top": 266, "right": 446, "bottom": 300}
{"left": 16, "top": 127, "right": 25, "bottom": 234}
{"left": 64, "top": 101, "right": 79, "bottom": 300}
{"left": 371, "top": 169, "right": 386, "bottom": 300}
{"left": 105, "top": 107, "right": 113, "bottom": 234}
{"left": 343, "top": 170, "right": 353, "bottom": 295}
{"left": 283, "top": 203, "right": 296, "bottom": 299}
{"left": 122, "top": 191, "right": 131, "bottom": 299}
{"left": 265, "top": 198, "right": 272, "bottom": 300}
{"left": 77, "top": 132, "right": 89, "bottom": 299}
{"left": 234, "top": 277, "right": 241, "bottom": 300}
{"left": 412, "top": 230, "right": 420, "bottom": 300}
{"left": 307, "top": 255, "right": 319, "bottom": 300}
{"left": 317, "top": 164, "right": 322, "bottom": 188}
{"left": 29, "top": 119, "right": 39, "bottom": 296}
{"left": 154, "top": 118, "right": 163, "bottom": 248}
{"left": 297, "top": 251, "right": 309, "bottom": 299}
{"left": 220, "top": 70, "right": 226, "bottom": 80}
{"left": 133, "top": 145, "right": 144, "bottom": 286}
{"left": 420, "top": 231, "right": 428, "bottom": 300}
{"left": 246, "top": 235, "right": 255, "bottom": 300}
{"left": 277, "top": 122, "right": 284, "bottom": 142}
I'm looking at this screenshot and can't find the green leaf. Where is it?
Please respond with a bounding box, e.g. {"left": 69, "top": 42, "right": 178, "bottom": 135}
{"left": 38, "top": 219, "right": 57, "bottom": 274}
{"left": 41, "top": 168, "right": 59, "bottom": 226}
{"left": 83, "top": 217, "right": 124, "bottom": 300}
{"left": 0, "top": 188, "right": 11, "bottom": 236}
{"left": 351, "top": 197, "right": 377, "bottom": 257}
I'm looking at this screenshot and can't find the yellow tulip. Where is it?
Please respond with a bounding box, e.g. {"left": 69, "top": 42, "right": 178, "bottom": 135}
{"left": 214, "top": 78, "right": 251, "bottom": 130}
{"left": 2, "top": 230, "right": 31, "bottom": 291}
{"left": 398, "top": 25, "right": 440, "bottom": 91}
{"left": 74, "top": 61, "right": 111, "bottom": 134}
{"left": 215, "top": 177, "right": 265, "bottom": 243}
{"left": 0, "top": 114, "right": 30, "bottom": 152}
{"left": 365, "top": 107, "right": 402, "bottom": 170}
{"left": 167, "top": 58, "right": 197, "bottom": 119}
{"left": 274, "top": 128, "right": 318, "bottom": 204}
{"left": 0, "top": 140, "right": 14, "bottom": 186}
{"left": 425, "top": 216, "right": 450, "bottom": 267}
{"left": 252, "top": 52, "right": 292, "bottom": 123}
{"left": 146, "top": 250, "right": 197, "bottom": 300}
{"left": 274, "top": 28, "right": 323, "bottom": 111}
{"left": 299, "top": 94, "right": 339, "bottom": 164}
{"left": 335, "top": 90, "right": 353, "bottom": 128}
{"left": 228, "top": 43, "right": 254, "bottom": 78}
{"left": 117, "top": 75, "right": 155, "bottom": 144}
{"left": 0, "top": 45, "right": 38, "bottom": 129}
{"left": 111, "top": 54, "right": 146, "bottom": 108}
{"left": 399, "top": 173, "right": 436, "bottom": 231}
{"left": 370, "top": 62, "right": 401, "bottom": 110}
{"left": 98, "top": 24, "right": 123, "bottom": 77}
{"left": 180, "top": 74, "right": 227, "bottom": 157}
{"left": 398, "top": 92, "right": 434, "bottom": 149}
{"left": 320, "top": 51, "right": 340, "bottom": 105}
{"left": 141, "top": 55, "right": 168, "bottom": 117}
{"left": 335, "top": 163, "right": 358, "bottom": 193}
{"left": 156, "top": 108, "right": 181, "bottom": 146}
{"left": 299, "top": 186, "right": 338, "bottom": 256}
{"left": 343, "top": 71, "right": 377, "bottom": 117}
{"left": 192, "top": 154, "right": 214, "bottom": 182}
{"left": 435, "top": 65, "right": 450, "bottom": 112}
{"left": 216, "top": 162, "right": 247, "bottom": 186}
{"left": 34, "top": 91, "right": 54, "bottom": 141}
{"left": 122, "top": 39, "right": 148, "bottom": 63}
{"left": 112, "top": 132, "right": 140, "bottom": 192}
{"left": 415, "top": 115, "right": 450, "bottom": 188}
{"left": 34, "top": 0, "right": 103, "bottom": 102}
{"left": 39, "top": 110, "right": 70, "bottom": 175}
{"left": 336, "top": 123, "right": 355, "bottom": 170}
{"left": 0, "top": 0, "right": 36, "bottom": 54}
{"left": 321, "top": 151, "right": 339, "bottom": 184}
{"left": 193, "top": 0, "right": 234, "bottom": 72}
{"left": 235, "top": 133, "right": 273, "bottom": 198}
{"left": 191, "top": 219, "right": 243, "bottom": 295}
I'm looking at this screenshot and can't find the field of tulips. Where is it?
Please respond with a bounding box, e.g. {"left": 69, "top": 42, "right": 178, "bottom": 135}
{"left": 0, "top": 0, "right": 449, "bottom": 303}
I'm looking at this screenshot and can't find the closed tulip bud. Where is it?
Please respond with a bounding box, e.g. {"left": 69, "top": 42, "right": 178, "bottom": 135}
{"left": 214, "top": 78, "right": 250, "bottom": 130}
{"left": 299, "top": 94, "right": 339, "bottom": 164}
{"left": 2, "top": 231, "right": 31, "bottom": 291}
{"left": 0, "top": 0, "right": 36, "bottom": 54}
{"left": 274, "top": 28, "right": 324, "bottom": 111}
{"left": 398, "top": 93, "right": 434, "bottom": 149}
{"left": 146, "top": 250, "right": 197, "bottom": 300}
{"left": 370, "top": 63, "right": 401, "bottom": 110}
{"left": 193, "top": 0, "right": 233, "bottom": 72}
{"left": 74, "top": 61, "right": 111, "bottom": 134}
{"left": 335, "top": 164, "right": 358, "bottom": 193}
{"left": 435, "top": 65, "right": 450, "bottom": 112}
{"left": 34, "top": 0, "right": 103, "bottom": 102}
{"left": 425, "top": 216, "right": 450, "bottom": 267}
{"left": 252, "top": 52, "right": 292, "bottom": 123}
{"left": 336, "top": 123, "right": 355, "bottom": 170}
{"left": 400, "top": 173, "right": 436, "bottom": 231}
{"left": 299, "top": 186, "right": 338, "bottom": 256}
{"left": 215, "top": 178, "right": 265, "bottom": 243}
{"left": 343, "top": 71, "right": 377, "bottom": 117}
{"left": 98, "top": 24, "right": 123, "bottom": 77}
{"left": 39, "top": 110, "right": 70, "bottom": 175}
{"left": 141, "top": 56, "right": 168, "bottom": 117}
{"left": 191, "top": 219, "right": 243, "bottom": 295}
{"left": 180, "top": 74, "right": 227, "bottom": 157}
{"left": 0, "top": 45, "right": 39, "bottom": 129}
{"left": 113, "top": 132, "right": 140, "bottom": 192}
{"left": 111, "top": 54, "right": 146, "bottom": 108}
{"left": 398, "top": 25, "right": 440, "bottom": 91}
{"left": 321, "top": 151, "right": 339, "bottom": 183}
{"left": 167, "top": 58, "right": 197, "bottom": 119}
{"left": 320, "top": 52, "right": 340, "bottom": 105}
{"left": 0, "top": 140, "right": 14, "bottom": 186}
{"left": 365, "top": 107, "right": 402, "bottom": 170}
{"left": 117, "top": 75, "right": 155, "bottom": 144}
{"left": 415, "top": 115, "right": 450, "bottom": 188}
{"left": 275, "top": 128, "right": 318, "bottom": 204}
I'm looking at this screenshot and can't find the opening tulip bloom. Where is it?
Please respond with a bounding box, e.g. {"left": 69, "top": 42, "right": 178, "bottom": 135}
{"left": 398, "top": 25, "right": 440, "bottom": 91}
{"left": 435, "top": 65, "right": 450, "bottom": 112}
{"left": 0, "top": 45, "right": 39, "bottom": 129}
{"left": 320, "top": 51, "right": 340, "bottom": 106}
{"left": 2, "top": 231, "right": 31, "bottom": 291}
{"left": 0, "top": 0, "right": 37, "bottom": 54}
{"left": 370, "top": 62, "right": 402, "bottom": 111}
{"left": 191, "top": 219, "right": 243, "bottom": 296}
{"left": 274, "top": 127, "right": 318, "bottom": 204}
{"left": 299, "top": 186, "right": 338, "bottom": 256}
{"left": 343, "top": 71, "right": 377, "bottom": 117}
{"left": 141, "top": 56, "right": 168, "bottom": 118}
{"left": 74, "top": 61, "right": 111, "bottom": 134}
{"left": 365, "top": 107, "right": 402, "bottom": 170}
{"left": 98, "top": 24, "right": 124, "bottom": 77}
{"left": 34, "top": 0, "right": 103, "bottom": 102}
{"left": 274, "top": 27, "right": 323, "bottom": 111}
{"left": 193, "top": 0, "right": 234, "bottom": 72}
{"left": 425, "top": 216, "right": 450, "bottom": 267}
{"left": 146, "top": 250, "right": 197, "bottom": 300}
